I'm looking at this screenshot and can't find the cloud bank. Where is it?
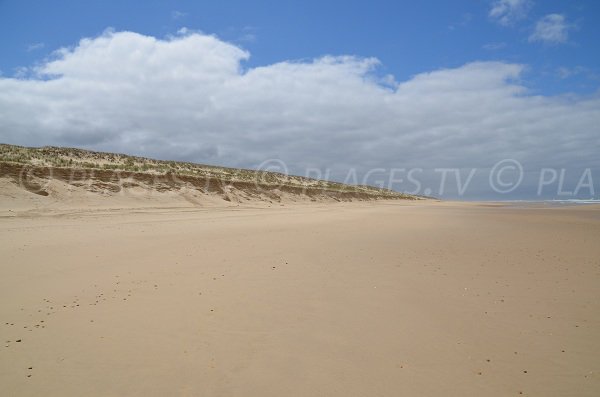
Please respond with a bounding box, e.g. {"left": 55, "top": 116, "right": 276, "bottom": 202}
{"left": 0, "top": 30, "right": 598, "bottom": 198}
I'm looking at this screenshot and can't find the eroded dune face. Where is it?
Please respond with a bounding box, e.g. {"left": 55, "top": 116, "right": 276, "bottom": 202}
{"left": 0, "top": 144, "right": 417, "bottom": 212}
{"left": 0, "top": 162, "right": 413, "bottom": 211}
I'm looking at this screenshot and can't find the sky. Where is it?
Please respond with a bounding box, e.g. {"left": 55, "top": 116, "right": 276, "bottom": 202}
{"left": 0, "top": 0, "right": 599, "bottom": 199}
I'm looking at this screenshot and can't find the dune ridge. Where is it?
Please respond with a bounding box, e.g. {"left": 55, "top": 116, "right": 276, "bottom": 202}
{"left": 0, "top": 144, "right": 418, "bottom": 211}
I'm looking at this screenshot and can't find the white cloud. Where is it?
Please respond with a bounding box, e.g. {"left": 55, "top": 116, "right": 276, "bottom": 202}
{"left": 482, "top": 42, "right": 507, "bottom": 50}
{"left": 0, "top": 30, "right": 598, "bottom": 198}
{"left": 529, "top": 14, "right": 570, "bottom": 44}
{"left": 171, "top": 10, "right": 187, "bottom": 20}
{"left": 556, "top": 66, "right": 586, "bottom": 79}
{"left": 237, "top": 32, "right": 256, "bottom": 43}
{"left": 556, "top": 66, "right": 600, "bottom": 82}
{"left": 26, "top": 42, "right": 45, "bottom": 52}
{"left": 489, "top": 0, "right": 532, "bottom": 26}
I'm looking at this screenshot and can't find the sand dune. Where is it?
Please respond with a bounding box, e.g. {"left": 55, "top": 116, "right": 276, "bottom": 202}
{"left": 0, "top": 145, "right": 417, "bottom": 211}
{"left": 1, "top": 198, "right": 599, "bottom": 396}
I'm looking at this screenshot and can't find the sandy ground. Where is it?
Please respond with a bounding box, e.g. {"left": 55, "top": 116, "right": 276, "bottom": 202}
{"left": 1, "top": 200, "right": 599, "bottom": 396}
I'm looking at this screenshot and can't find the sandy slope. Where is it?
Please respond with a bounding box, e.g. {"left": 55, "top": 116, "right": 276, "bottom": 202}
{"left": 1, "top": 200, "right": 599, "bottom": 396}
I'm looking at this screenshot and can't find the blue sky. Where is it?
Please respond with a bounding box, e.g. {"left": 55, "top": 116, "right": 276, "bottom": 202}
{"left": 0, "top": 1, "right": 599, "bottom": 199}
{"left": 2, "top": 0, "right": 599, "bottom": 94}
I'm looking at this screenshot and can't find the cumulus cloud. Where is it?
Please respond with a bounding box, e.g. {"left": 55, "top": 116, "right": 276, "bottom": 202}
{"left": 529, "top": 14, "right": 570, "bottom": 44}
{"left": 489, "top": 0, "right": 532, "bottom": 26}
{"left": 0, "top": 30, "right": 599, "bottom": 198}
